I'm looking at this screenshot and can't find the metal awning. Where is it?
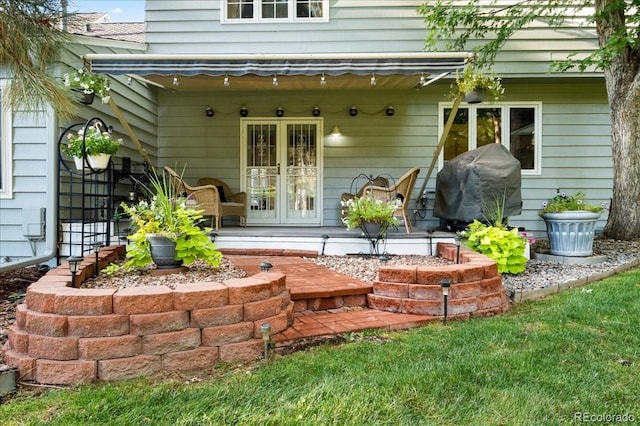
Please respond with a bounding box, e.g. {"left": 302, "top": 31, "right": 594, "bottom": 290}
{"left": 84, "top": 52, "right": 472, "bottom": 91}
{"left": 85, "top": 52, "right": 471, "bottom": 76}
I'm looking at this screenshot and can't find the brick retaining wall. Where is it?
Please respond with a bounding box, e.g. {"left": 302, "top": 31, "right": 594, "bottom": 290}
{"left": 3, "top": 243, "right": 509, "bottom": 386}
{"left": 2, "top": 245, "right": 293, "bottom": 385}
{"left": 367, "top": 243, "right": 510, "bottom": 319}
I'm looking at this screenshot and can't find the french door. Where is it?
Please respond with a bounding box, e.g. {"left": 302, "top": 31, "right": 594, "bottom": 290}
{"left": 241, "top": 118, "right": 323, "bottom": 225}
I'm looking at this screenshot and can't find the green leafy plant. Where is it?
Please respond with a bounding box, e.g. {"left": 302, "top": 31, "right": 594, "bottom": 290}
{"left": 460, "top": 193, "right": 527, "bottom": 274}
{"left": 340, "top": 195, "right": 400, "bottom": 231}
{"left": 459, "top": 220, "right": 528, "bottom": 274}
{"left": 63, "top": 68, "right": 111, "bottom": 100}
{"left": 121, "top": 169, "right": 222, "bottom": 270}
{"left": 449, "top": 66, "right": 504, "bottom": 102}
{"left": 60, "top": 122, "right": 121, "bottom": 158}
{"left": 540, "top": 190, "right": 605, "bottom": 215}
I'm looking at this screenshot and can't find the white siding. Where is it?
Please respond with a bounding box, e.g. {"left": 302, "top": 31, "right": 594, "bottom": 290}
{"left": 0, "top": 37, "right": 159, "bottom": 265}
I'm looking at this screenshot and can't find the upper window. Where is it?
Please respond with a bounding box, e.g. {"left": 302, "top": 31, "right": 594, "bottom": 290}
{"left": 439, "top": 103, "right": 542, "bottom": 175}
{"left": 223, "top": 0, "right": 328, "bottom": 23}
{"left": 0, "top": 81, "right": 13, "bottom": 198}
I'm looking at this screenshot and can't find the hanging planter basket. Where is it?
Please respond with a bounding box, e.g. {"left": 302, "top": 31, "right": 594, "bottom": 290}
{"left": 88, "top": 154, "right": 111, "bottom": 170}
{"left": 464, "top": 89, "right": 485, "bottom": 104}
{"left": 72, "top": 89, "right": 95, "bottom": 105}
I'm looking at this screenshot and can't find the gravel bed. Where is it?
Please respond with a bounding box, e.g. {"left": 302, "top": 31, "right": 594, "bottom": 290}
{"left": 502, "top": 238, "right": 640, "bottom": 297}
{"left": 80, "top": 238, "right": 640, "bottom": 298}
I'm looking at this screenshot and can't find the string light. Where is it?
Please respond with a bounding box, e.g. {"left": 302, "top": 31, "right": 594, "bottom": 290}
{"left": 272, "top": 75, "right": 279, "bottom": 87}
{"left": 419, "top": 73, "right": 426, "bottom": 86}
{"left": 320, "top": 73, "right": 326, "bottom": 86}
{"left": 370, "top": 73, "right": 377, "bottom": 86}
{"left": 173, "top": 74, "right": 179, "bottom": 87}
{"left": 223, "top": 74, "right": 230, "bottom": 87}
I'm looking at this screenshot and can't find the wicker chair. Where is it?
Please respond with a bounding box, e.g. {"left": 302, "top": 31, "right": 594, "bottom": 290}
{"left": 362, "top": 167, "right": 420, "bottom": 234}
{"left": 196, "top": 177, "right": 247, "bottom": 229}
{"left": 340, "top": 176, "right": 390, "bottom": 203}
{"left": 164, "top": 167, "right": 246, "bottom": 230}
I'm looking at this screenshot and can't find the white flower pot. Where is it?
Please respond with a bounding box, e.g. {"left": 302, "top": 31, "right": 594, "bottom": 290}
{"left": 542, "top": 211, "right": 601, "bottom": 256}
{"left": 73, "top": 156, "right": 89, "bottom": 170}
{"left": 88, "top": 154, "right": 111, "bottom": 170}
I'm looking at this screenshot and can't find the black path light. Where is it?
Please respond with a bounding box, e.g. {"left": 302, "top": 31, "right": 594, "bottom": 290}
{"left": 261, "top": 323, "right": 272, "bottom": 359}
{"left": 67, "top": 256, "right": 84, "bottom": 288}
{"left": 454, "top": 234, "right": 462, "bottom": 264}
{"left": 378, "top": 253, "right": 390, "bottom": 265}
{"left": 91, "top": 241, "right": 102, "bottom": 277}
{"left": 440, "top": 279, "right": 452, "bottom": 324}
{"left": 426, "top": 228, "right": 434, "bottom": 256}
{"left": 260, "top": 262, "right": 273, "bottom": 272}
{"left": 208, "top": 231, "right": 218, "bottom": 243}
{"left": 321, "top": 234, "right": 329, "bottom": 256}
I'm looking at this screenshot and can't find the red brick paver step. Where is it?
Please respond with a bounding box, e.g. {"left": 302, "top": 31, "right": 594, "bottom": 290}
{"left": 226, "top": 255, "right": 372, "bottom": 300}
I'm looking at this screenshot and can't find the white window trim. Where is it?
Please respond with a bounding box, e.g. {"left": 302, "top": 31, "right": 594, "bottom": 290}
{"left": 0, "top": 80, "right": 13, "bottom": 199}
{"left": 437, "top": 101, "right": 542, "bottom": 176}
{"left": 221, "top": 0, "right": 329, "bottom": 23}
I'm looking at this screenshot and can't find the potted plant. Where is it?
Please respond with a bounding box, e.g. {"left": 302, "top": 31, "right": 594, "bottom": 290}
{"left": 450, "top": 66, "right": 504, "bottom": 104}
{"left": 121, "top": 169, "right": 223, "bottom": 270}
{"left": 539, "top": 190, "right": 605, "bottom": 256}
{"left": 341, "top": 195, "right": 400, "bottom": 237}
{"left": 63, "top": 68, "right": 111, "bottom": 104}
{"left": 458, "top": 193, "right": 528, "bottom": 274}
{"left": 60, "top": 122, "right": 121, "bottom": 170}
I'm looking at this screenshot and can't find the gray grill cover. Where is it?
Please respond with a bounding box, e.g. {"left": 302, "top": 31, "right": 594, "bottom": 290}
{"left": 433, "top": 144, "right": 522, "bottom": 222}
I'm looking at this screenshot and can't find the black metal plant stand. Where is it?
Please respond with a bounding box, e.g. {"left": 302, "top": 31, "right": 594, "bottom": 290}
{"left": 347, "top": 173, "right": 396, "bottom": 257}
{"left": 57, "top": 117, "right": 114, "bottom": 263}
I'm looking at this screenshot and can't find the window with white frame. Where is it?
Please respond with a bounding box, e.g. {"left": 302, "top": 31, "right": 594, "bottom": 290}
{"left": 223, "top": 0, "right": 328, "bottom": 22}
{"left": 0, "top": 81, "right": 13, "bottom": 198}
{"left": 439, "top": 103, "right": 541, "bottom": 175}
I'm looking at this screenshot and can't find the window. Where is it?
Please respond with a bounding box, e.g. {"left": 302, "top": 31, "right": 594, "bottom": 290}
{"left": 223, "top": 0, "right": 328, "bottom": 22}
{"left": 0, "top": 81, "right": 13, "bottom": 198}
{"left": 439, "top": 103, "right": 541, "bottom": 175}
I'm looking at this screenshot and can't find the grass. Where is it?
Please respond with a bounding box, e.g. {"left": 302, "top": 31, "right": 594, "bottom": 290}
{"left": 2, "top": 270, "right": 640, "bottom": 425}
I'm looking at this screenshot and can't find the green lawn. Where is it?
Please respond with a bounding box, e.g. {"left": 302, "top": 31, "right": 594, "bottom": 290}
{"left": 2, "top": 270, "right": 639, "bottom": 425}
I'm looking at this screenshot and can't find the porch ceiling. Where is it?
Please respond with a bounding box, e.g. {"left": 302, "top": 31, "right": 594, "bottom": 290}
{"left": 84, "top": 52, "right": 472, "bottom": 91}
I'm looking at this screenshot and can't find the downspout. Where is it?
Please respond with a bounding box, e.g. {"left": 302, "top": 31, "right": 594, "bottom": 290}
{"left": 0, "top": 106, "right": 59, "bottom": 272}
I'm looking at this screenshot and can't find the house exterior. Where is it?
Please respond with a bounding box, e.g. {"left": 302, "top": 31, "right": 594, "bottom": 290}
{"left": 0, "top": 1, "right": 612, "bottom": 269}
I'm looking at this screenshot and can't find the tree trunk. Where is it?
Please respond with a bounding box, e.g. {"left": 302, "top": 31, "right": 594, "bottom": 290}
{"left": 602, "top": 83, "right": 640, "bottom": 240}
{"left": 596, "top": 0, "right": 640, "bottom": 239}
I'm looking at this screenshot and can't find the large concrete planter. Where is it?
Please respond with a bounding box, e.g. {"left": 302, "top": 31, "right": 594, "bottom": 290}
{"left": 542, "top": 211, "right": 601, "bottom": 256}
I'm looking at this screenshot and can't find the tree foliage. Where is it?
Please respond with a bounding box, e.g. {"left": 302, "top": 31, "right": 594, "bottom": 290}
{"left": 419, "top": 0, "right": 640, "bottom": 240}
{"left": 419, "top": 0, "right": 640, "bottom": 72}
{"left": 0, "top": 0, "right": 76, "bottom": 120}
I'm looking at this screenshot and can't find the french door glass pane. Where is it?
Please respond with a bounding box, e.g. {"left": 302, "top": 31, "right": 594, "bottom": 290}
{"left": 286, "top": 123, "right": 317, "bottom": 218}
{"left": 477, "top": 108, "right": 502, "bottom": 146}
{"left": 509, "top": 107, "right": 536, "bottom": 169}
{"left": 443, "top": 108, "right": 469, "bottom": 161}
{"left": 247, "top": 124, "right": 277, "bottom": 214}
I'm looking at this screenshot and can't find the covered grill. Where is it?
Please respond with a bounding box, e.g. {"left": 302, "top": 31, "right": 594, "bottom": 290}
{"left": 433, "top": 144, "right": 522, "bottom": 226}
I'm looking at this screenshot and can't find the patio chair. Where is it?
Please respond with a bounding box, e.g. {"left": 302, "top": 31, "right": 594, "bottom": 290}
{"left": 164, "top": 166, "right": 246, "bottom": 230}
{"left": 362, "top": 167, "right": 420, "bottom": 234}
